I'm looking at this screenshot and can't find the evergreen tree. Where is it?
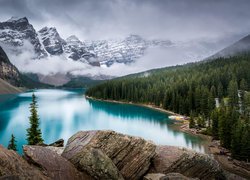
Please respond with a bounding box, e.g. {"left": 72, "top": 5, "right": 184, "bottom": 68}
{"left": 239, "top": 79, "right": 247, "bottom": 114}
{"left": 86, "top": 54, "right": 250, "bottom": 161}
{"left": 189, "top": 111, "right": 195, "bottom": 128}
{"left": 210, "top": 109, "right": 219, "bottom": 139}
{"left": 231, "top": 120, "right": 243, "bottom": 159}
{"left": 228, "top": 79, "right": 239, "bottom": 108}
{"left": 7, "top": 134, "right": 17, "bottom": 151}
{"left": 240, "top": 123, "right": 250, "bottom": 161}
{"left": 26, "top": 93, "right": 44, "bottom": 145}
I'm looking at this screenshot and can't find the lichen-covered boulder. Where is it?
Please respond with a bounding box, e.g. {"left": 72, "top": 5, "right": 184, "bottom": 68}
{"left": 70, "top": 147, "right": 124, "bottom": 180}
{"left": 23, "top": 145, "right": 93, "bottom": 180}
{"left": 62, "top": 130, "right": 156, "bottom": 180}
{"left": 149, "top": 146, "right": 225, "bottom": 180}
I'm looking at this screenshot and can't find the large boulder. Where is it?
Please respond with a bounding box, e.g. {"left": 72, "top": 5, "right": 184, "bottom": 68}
{"left": 143, "top": 173, "right": 166, "bottom": 180}
{"left": 149, "top": 146, "right": 225, "bottom": 180}
{"left": 0, "top": 145, "right": 47, "bottom": 180}
{"left": 62, "top": 130, "right": 156, "bottom": 180}
{"left": 70, "top": 147, "right": 124, "bottom": 180}
{"left": 143, "top": 173, "right": 195, "bottom": 180}
{"left": 23, "top": 145, "right": 93, "bottom": 180}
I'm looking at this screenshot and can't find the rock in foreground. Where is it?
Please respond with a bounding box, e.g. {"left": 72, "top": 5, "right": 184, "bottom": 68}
{"left": 149, "top": 146, "right": 225, "bottom": 180}
{"left": 62, "top": 130, "right": 157, "bottom": 180}
{"left": 143, "top": 173, "right": 195, "bottom": 180}
{"left": 70, "top": 147, "right": 124, "bottom": 180}
{"left": 23, "top": 145, "right": 93, "bottom": 180}
{"left": 0, "top": 145, "right": 47, "bottom": 180}
{"left": 0, "top": 130, "right": 227, "bottom": 180}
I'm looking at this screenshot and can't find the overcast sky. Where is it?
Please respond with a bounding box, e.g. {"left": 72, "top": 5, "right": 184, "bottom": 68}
{"left": 0, "top": 0, "right": 250, "bottom": 42}
{"left": 1, "top": 0, "right": 250, "bottom": 77}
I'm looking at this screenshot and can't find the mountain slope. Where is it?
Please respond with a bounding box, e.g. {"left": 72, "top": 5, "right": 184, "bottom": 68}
{"left": 208, "top": 34, "right": 250, "bottom": 59}
{"left": 0, "top": 78, "right": 21, "bottom": 94}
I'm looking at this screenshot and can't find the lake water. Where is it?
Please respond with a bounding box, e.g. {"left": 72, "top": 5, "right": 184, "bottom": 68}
{"left": 0, "top": 89, "right": 207, "bottom": 153}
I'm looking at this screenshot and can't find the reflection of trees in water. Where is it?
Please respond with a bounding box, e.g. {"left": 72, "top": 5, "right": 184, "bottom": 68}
{"left": 0, "top": 96, "right": 27, "bottom": 131}
{"left": 164, "top": 124, "right": 206, "bottom": 152}
{"left": 88, "top": 99, "right": 206, "bottom": 151}
{"left": 87, "top": 99, "right": 170, "bottom": 125}
{"left": 183, "top": 132, "right": 205, "bottom": 152}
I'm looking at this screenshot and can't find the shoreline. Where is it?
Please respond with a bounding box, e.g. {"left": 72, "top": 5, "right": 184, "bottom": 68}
{"left": 85, "top": 95, "right": 211, "bottom": 141}
{"left": 85, "top": 95, "right": 183, "bottom": 116}
{"left": 85, "top": 95, "right": 250, "bottom": 179}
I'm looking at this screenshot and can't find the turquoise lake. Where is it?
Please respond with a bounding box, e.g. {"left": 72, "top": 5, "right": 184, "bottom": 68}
{"left": 0, "top": 89, "right": 207, "bottom": 153}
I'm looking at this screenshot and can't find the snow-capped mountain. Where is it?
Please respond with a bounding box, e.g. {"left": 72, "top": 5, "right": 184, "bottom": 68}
{"left": 38, "top": 27, "right": 65, "bottom": 55}
{"left": 0, "top": 17, "right": 175, "bottom": 86}
{"left": 63, "top": 35, "right": 96, "bottom": 64}
{"left": 0, "top": 17, "right": 172, "bottom": 67}
{"left": 86, "top": 35, "right": 173, "bottom": 67}
{"left": 0, "top": 17, "right": 47, "bottom": 58}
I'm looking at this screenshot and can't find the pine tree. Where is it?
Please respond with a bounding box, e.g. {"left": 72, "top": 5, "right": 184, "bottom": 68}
{"left": 228, "top": 79, "right": 239, "bottom": 108}
{"left": 8, "top": 134, "right": 17, "bottom": 151}
{"left": 231, "top": 120, "right": 243, "bottom": 159}
{"left": 210, "top": 109, "right": 219, "bottom": 139}
{"left": 189, "top": 111, "right": 195, "bottom": 128}
{"left": 26, "top": 93, "right": 44, "bottom": 145}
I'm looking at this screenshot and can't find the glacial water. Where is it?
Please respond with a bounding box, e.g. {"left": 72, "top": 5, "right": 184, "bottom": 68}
{"left": 0, "top": 89, "right": 207, "bottom": 153}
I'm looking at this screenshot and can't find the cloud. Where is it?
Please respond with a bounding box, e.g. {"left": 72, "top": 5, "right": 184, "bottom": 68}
{"left": 0, "top": 0, "right": 249, "bottom": 42}
{"left": 1, "top": 0, "right": 250, "bottom": 78}
{"left": 3, "top": 39, "right": 219, "bottom": 78}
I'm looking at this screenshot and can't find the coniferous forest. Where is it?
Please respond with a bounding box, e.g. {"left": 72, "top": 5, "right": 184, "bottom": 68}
{"left": 86, "top": 54, "right": 250, "bottom": 161}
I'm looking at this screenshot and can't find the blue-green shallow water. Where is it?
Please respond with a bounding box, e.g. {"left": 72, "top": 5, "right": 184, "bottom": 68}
{"left": 0, "top": 89, "right": 206, "bottom": 153}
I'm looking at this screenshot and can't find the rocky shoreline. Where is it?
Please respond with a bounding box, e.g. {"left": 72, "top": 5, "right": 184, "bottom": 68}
{"left": 0, "top": 130, "right": 229, "bottom": 180}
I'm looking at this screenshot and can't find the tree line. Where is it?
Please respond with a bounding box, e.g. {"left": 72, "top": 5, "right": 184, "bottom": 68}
{"left": 86, "top": 53, "right": 250, "bottom": 161}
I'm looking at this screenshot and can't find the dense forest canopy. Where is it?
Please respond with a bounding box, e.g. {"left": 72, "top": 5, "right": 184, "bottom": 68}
{"left": 86, "top": 53, "right": 250, "bottom": 160}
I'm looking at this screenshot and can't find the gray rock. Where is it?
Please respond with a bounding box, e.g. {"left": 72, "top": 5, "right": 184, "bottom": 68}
{"left": 45, "top": 146, "right": 64, "bottom": 155}
{"left": 62, "top": 130, "right": 156, "bottom": 180}
{"left": 163, "top": 173, "right": 197, "bottom": 180}
{"left": 143, "top": 173, "right": 196, "bottom": 180}
{"left": 149, "top": 146, "right": 225, "bottom": 180}
{"left": 0, "top": 145, "right": 47, "bottom": 180}
{"left": 143, "top": 173, "right": 166, "bottom": 180}
{"left": 23, "top": 145, "right": 93, "bottom": 180}
{"left": 71, "top": 147, "right": 124, "bottom": 180}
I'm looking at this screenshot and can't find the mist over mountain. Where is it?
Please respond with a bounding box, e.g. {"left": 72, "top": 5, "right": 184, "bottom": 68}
{"left": 0, "top": 0, "right": 250, "bottom": 86}
{"left": 0, "top": 16, "right": 232, "bottom": 85}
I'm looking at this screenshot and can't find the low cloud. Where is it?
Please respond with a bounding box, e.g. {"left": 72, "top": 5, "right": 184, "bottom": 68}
{"left": 2, "top": 40, "right": 222, "bottom": 78}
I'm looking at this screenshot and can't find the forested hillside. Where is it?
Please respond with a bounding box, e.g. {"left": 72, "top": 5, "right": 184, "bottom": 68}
{"left": 86, "top": 54, "right": 250, "bottom": 160}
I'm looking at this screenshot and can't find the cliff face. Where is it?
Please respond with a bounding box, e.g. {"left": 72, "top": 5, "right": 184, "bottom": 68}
{"left": 0, "top": 46, "right": 21, "bottom": 86}
{"left": 0, "top": 130, "right": 226, "bottom": 180}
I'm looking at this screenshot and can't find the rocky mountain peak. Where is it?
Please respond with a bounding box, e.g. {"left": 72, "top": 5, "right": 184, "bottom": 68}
{"left": 1, "top": 17, "right": 32, "bottom": 32}
{"left": 7, "top": 16, "right": 28, "bottom": 23}
{"left": 0, "top": 17, "right": 47, "bottom": 58}
{"left": 6, "top": 16, "right": 29, "bottom": 23}
{"left": 38, "top": 26, "right": 65, "bottom": 55}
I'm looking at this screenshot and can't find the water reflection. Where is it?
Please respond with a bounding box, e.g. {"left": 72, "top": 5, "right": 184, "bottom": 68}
{"left": 0, "top": 89, "right": 206, "bottom": 153}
